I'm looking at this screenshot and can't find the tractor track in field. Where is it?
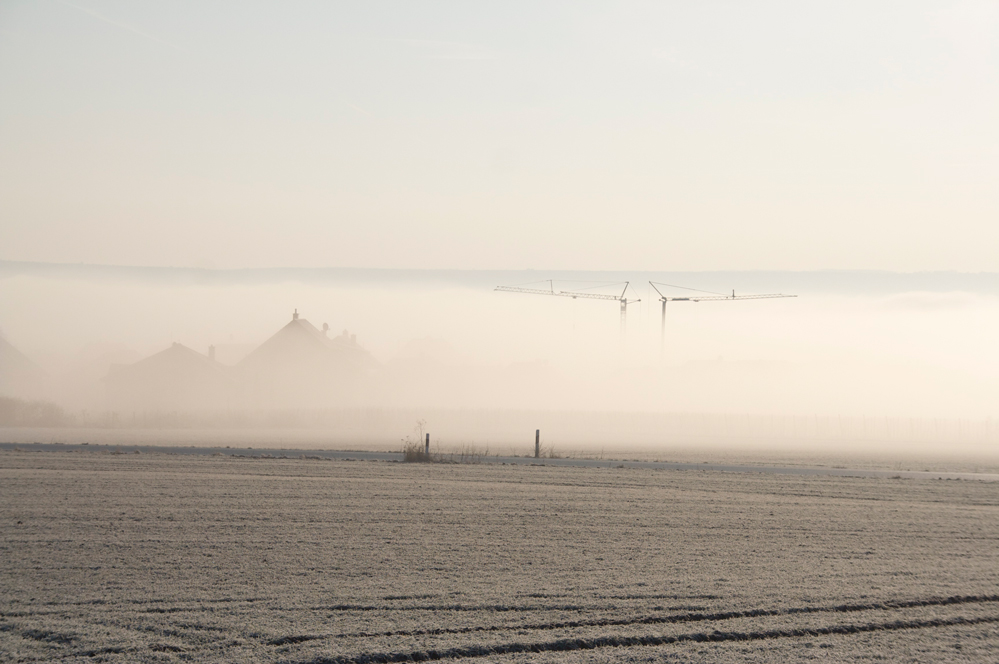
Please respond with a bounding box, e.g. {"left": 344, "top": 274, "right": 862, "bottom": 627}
{"left": 269, "top": 593, "right": 999, "bottom": 647}
{"left": 291, "top": 614, "right": 999, "bottom": 663}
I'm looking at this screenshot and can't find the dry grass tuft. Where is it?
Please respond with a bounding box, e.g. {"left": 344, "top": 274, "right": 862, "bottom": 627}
{"left": 402, "top": 441, "right": 430, "bottom": 463}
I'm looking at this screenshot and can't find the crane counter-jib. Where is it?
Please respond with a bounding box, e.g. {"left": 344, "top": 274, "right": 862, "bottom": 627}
{"left": 494, "top": 286, "right": 558, "bottom": 296}
{"left": 494, "top": 281, "right": 641, "bottom": 335}
{"left": 494, "top": 286, "right": 621, "bottom": 301}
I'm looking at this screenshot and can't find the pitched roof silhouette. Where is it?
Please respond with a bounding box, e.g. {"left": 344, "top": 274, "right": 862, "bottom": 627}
{"left": 0, "top": 335, "right": 46, "bottom": 395}
{"left": 105, "top": 342, "right": 232, "bottom": 410}
{"left": 103, "top": 311, "right": 377, "bottom": 410}
{"left": 237, "top": 313, "right": 375, "bottom": 373}
{"left": 123, "top": 342, "right": 218, "bottom": 373}
{"left": 0, "top": 335, "right": 41, "bottom": 376}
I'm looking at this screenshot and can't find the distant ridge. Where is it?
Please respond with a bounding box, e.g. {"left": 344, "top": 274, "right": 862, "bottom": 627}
{"left": 2, "top": 260, "right": 999, "bottom": 295}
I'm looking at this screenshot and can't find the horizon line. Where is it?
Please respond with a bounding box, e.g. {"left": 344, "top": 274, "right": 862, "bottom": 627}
{"left": 2, "top": 259, "right": 997, "bottom": 276}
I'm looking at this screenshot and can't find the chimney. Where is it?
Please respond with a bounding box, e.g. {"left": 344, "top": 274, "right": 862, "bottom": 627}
{"left": 208, "top": 345, "right": 216, "bottom": 361}
{"left": 322, "top": 323, "right": 329, "bottom": 337}
{"left": 293, "top": 309, "right": 299, "bottom": 321}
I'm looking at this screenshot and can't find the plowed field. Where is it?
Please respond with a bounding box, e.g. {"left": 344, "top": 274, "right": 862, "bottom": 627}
{"left": 2, "top": 451, "right": 997, "bottom": 662}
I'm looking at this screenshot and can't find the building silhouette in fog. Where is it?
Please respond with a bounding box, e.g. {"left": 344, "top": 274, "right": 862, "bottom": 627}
{"left": 105, "top": 342, "right": 233, "bottom": 411}
{"left": 0, "top": 335, "right": 47, "bottom": 399}
{"left": 236, "top": 309, "right": 376, "bottom": 408}
{"left": 104, "top": 311, "right": 375, "bottom": 411}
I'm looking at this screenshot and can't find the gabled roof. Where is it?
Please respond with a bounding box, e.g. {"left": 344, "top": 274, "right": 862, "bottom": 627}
{"left": 103, "top": 342, "right": 234, "bottom": 411}
{"left": 103, "top": 313, "right": 376, "bottom": 411}
{"left": 0, "top": 335, "right": 41, "bottom": 376}
{"left": 107, "top": 342, "right": 223, "bottom": 380}
{"left": 237, "top": 316, "right": 375, "bottom": 372}
{"left": 0, "top": 335, "right": 46, "bottom": 395}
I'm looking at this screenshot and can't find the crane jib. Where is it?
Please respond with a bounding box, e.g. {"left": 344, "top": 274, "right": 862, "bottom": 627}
{"left": 494, "top": 282, "right": 640, "bottom": 337}
{"left": 495, "top": 280, "right": 794, "bottom": 353}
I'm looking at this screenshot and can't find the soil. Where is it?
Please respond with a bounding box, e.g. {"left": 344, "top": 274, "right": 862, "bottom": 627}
{"left": 2, "top": 450, "right": 997, "bottom": 662}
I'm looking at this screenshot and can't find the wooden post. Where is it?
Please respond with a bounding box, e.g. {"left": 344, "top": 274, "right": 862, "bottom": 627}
{"left": 535, "top": 429, "right": 540, "bottom": 459}
{"left": 425, "top": 433, "right": 430, "bottom": 456}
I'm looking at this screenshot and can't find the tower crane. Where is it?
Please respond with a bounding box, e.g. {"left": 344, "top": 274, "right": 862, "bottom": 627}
{"left": 495, "top": 281, "right": 641, "bottom": 336}
{"left": 649, "top": 281, "right": 796, "bottom": 358}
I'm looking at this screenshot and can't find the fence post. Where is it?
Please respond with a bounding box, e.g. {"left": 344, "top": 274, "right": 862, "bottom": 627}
{"left": 535, "top": 429, "right": 540, "bottom": 459}
{"left": 425, "top": 433, "right": 430, "bottom": 456}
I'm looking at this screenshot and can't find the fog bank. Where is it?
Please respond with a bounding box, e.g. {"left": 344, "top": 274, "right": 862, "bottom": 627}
{"left": 1, "top": 263, "right": 997, "bottom": 453}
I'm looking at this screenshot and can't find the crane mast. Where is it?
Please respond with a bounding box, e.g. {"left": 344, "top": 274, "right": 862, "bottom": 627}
{"left": 649, "top": 282, "right": 796, "bottom": 359}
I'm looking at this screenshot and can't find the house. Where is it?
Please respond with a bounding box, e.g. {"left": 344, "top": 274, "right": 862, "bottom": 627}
{"left": 236, "top": 310, "right": 376, "bottom": 408}
{"left": 103, "top": 311, "right": 376, "bottom": 411}
{"left": 0, "top": 335, "right": 47, "bottom": 399}
{"left": 105, "top": 342, "right": 233, "bottom": 411}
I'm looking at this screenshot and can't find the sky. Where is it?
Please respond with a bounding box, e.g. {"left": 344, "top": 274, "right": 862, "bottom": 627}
{"left": 1, "top": 1, "right": 997, "bottom": 271}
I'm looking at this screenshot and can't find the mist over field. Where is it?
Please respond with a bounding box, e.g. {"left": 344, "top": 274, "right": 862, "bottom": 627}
{"left": 1, "top": 261, "right": 997, "bottom": 459}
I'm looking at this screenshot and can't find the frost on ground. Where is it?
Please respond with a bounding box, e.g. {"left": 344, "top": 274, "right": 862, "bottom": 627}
{"left": 1, "top": 451, "right": 997, "bottom": 663}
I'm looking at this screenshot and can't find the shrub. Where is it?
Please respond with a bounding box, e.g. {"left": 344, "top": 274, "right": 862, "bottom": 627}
{"left": 403, "top": 441, "right": 430, "bottom": 463}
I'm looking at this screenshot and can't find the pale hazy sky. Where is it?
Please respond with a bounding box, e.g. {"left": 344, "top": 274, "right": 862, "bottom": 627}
{"left": 1, "top": 1, "right": 997, "bottom": 271}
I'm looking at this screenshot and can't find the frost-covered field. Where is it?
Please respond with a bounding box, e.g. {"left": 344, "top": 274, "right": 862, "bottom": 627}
{"left": 2, "top": 451, "right": 998, "bottom": 663}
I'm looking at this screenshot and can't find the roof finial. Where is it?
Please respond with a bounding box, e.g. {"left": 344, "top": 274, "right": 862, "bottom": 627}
{"left": 293, "top": 309, "right": 299, "bottom": 321}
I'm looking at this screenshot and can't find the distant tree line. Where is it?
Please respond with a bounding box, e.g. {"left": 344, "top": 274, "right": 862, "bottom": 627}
{"left": 0, "top": 396, "right": 70, "bottom": 426}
